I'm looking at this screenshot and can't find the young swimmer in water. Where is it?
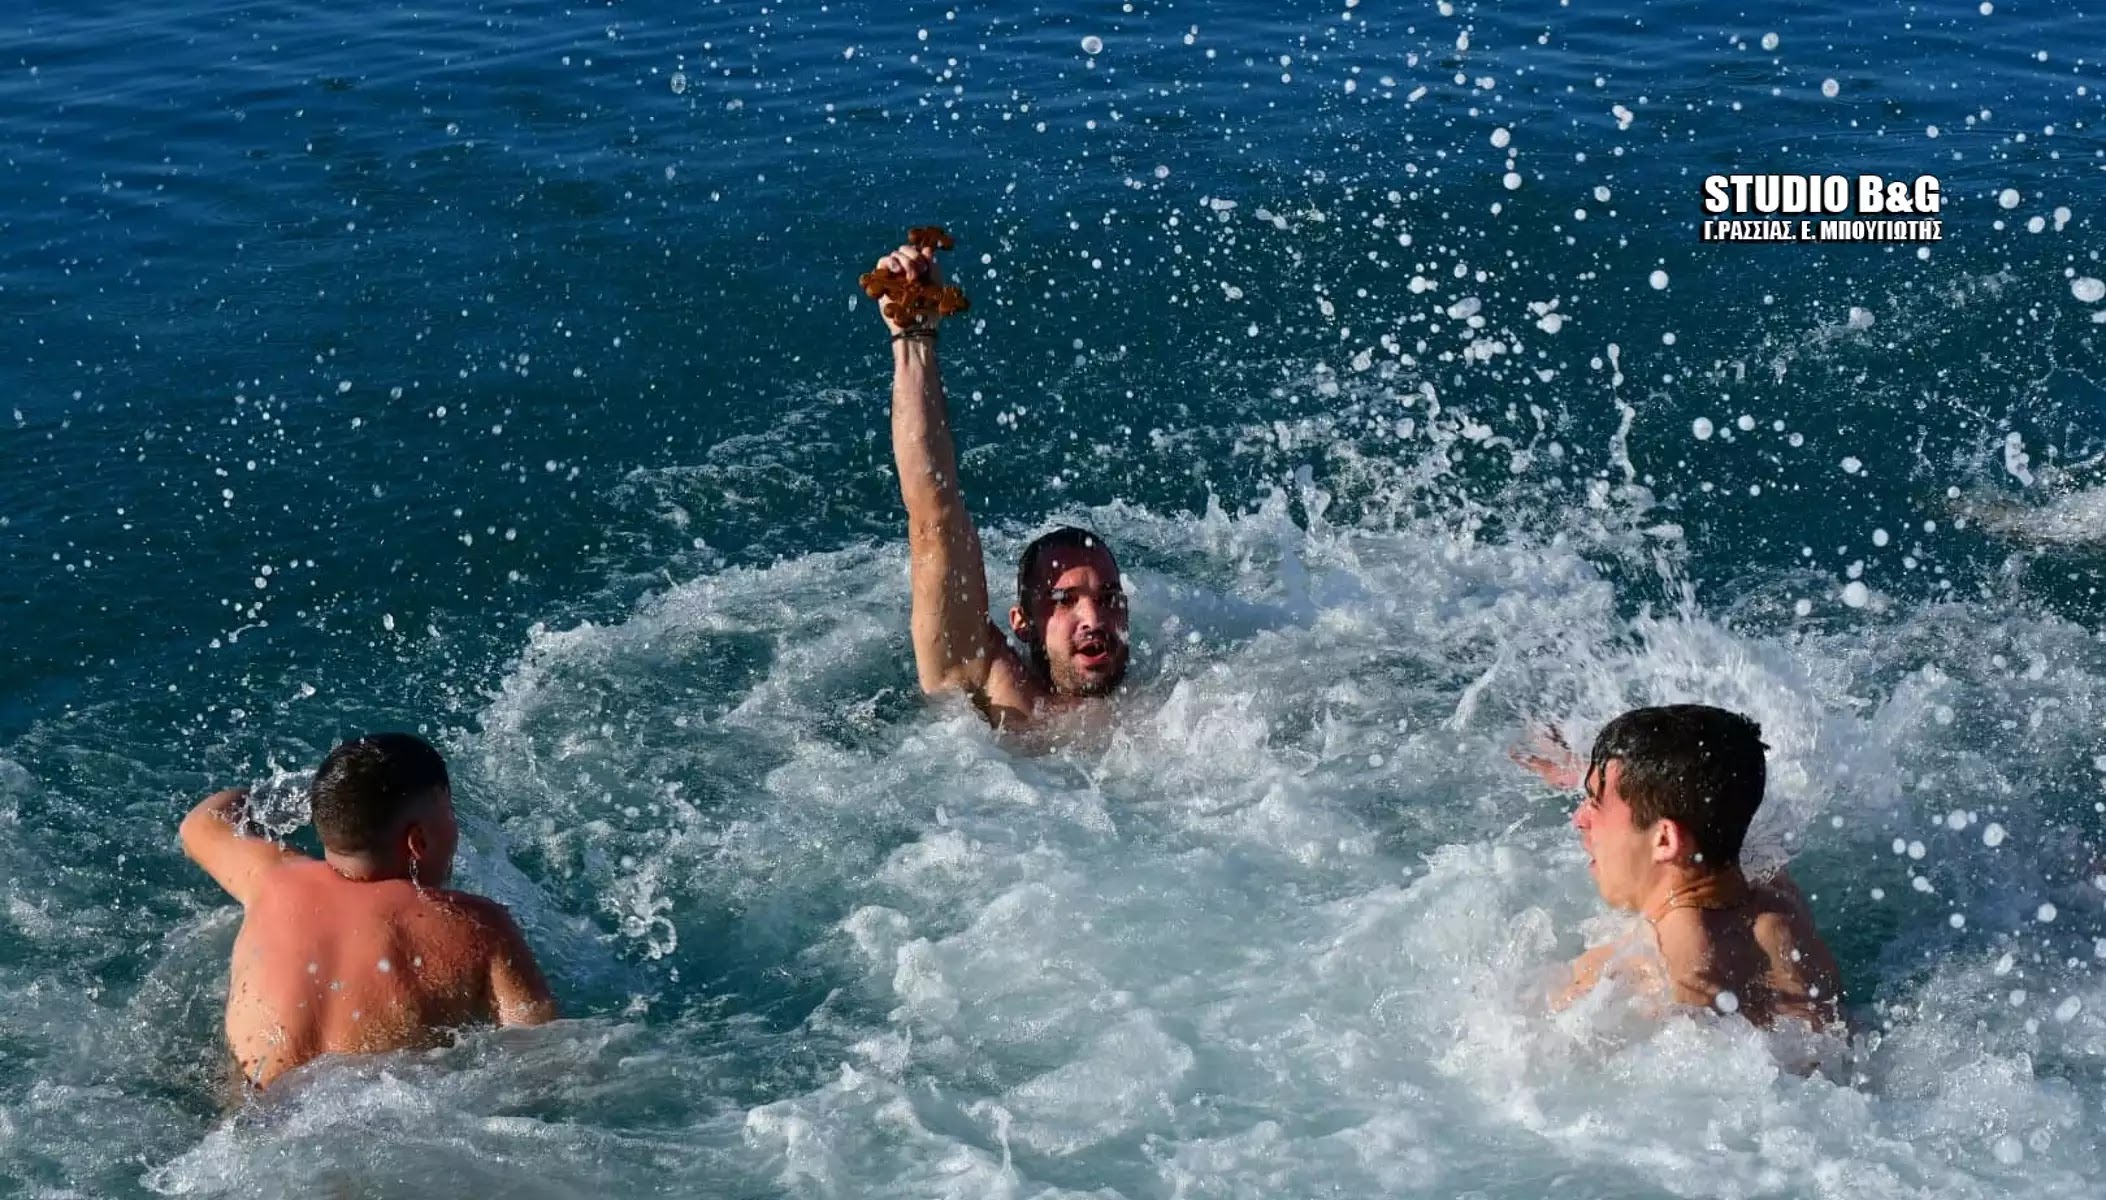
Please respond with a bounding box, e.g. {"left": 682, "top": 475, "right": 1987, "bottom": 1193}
{"left": 870, "top": 235, "right": 1133, "bottom": 731}
{"left": 1515, "top": 705, "right": 1842, "bottom": 1028}
{"left": 180, "top": 733, "right": 554, "bottom": 1088}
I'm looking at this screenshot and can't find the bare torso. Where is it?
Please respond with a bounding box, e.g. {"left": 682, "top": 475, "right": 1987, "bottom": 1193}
{"left": 1559, "top": 872, "right": 1842, "bottom": 1029}
{"left": 227, "top": 861, "right": 527, "bottom": 1087}
{"left": 1652, "top": 872, "right": 1842, "bottom": 1027}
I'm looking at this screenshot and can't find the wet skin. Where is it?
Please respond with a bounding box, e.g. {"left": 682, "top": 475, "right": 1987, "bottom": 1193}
{"left": 181, "top": 788, "right": 554, "bottom": 1088}
{"left": 1562, "top": 759, "right": 1843, "bottom": 1028}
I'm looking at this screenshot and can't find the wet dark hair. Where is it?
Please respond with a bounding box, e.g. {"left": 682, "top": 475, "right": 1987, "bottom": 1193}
{"left": 1014, "top": 526, "right": 1118, "bottom": 622}
{"left": 309, "top": 733, "right": 450, "bottom": 855}
{"left": 1587, "top": 704, "right": 1768, "bottom": 868}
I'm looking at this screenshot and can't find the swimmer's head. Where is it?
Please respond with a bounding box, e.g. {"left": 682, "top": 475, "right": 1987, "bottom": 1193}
{"left": 1010, "top": 526, "right": 1129, "bottom": 698}
{"left": 1573, "top": 705, "right": 1767, "bottom": 908}
{"left": 311, "top": 733, "right": 459, "bottom": 886}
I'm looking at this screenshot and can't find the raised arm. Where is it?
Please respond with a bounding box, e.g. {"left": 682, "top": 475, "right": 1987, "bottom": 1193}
{"left": 877, "top": 244, "right": 1026, "bottom": 707}
{"left": 178, "top": 788, "right": 305, "bottom": 907}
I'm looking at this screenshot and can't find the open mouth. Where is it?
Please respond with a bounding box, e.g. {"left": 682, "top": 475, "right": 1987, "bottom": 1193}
{"left": 1072, "top": 638, "right": 1113, "bottom": 671}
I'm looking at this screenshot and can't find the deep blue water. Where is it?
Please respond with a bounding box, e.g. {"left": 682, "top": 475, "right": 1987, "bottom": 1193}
{"left": 6, "top": 1, "right": 2106, "bottom": 1196}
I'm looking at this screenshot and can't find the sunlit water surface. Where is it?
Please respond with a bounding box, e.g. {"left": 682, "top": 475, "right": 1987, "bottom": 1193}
{"left": 5, "top": 0, "right": 2106, "bottom": 1196}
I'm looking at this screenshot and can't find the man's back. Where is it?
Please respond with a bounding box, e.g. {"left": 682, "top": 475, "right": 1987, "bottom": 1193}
{"left": 1652, "top": 874, "right": 1842, "bottom": 1029}
{"left": 228, "top": 860, "right": 545, "bottom": 1087}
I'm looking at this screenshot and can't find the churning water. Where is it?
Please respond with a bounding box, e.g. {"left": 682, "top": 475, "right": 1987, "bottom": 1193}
{"left": 5, "top": 1, "right": 2106, "bottom": 1196}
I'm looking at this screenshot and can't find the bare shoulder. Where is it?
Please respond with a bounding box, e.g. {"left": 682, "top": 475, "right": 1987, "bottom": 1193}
{"left": 1649, "top": 908, "right": 1734, "bottom": 1008}
{"left": 431, "top": 889, "right": 525, "bottom": 935}
{"left": 975, "top": 629, "right": 1044, "bottom": 727}
{"left": 243, "top": 858, "right": 343, "bottom": 906}
{"left": 1749, "top": 899, "right": 1836, "bottom": 973}
{"left": 1749, "top": 879, "right": 1826, "bottom": 945}
{"left": 1749, "top": 906, "right": 1801, "bottom": 945}
{"left": 1649, "top": 907, "right": 1719, "bottom": 958}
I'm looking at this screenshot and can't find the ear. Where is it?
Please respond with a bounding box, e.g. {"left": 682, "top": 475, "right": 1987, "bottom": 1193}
{"left": 1651, "top": 817, "right": 1691, "bottom": 865}
{"left": 403, "top": 820, "right": 430, "bottom": 865}
{"left": 1009, "top": 604, "right": 1034, "bottom": 640}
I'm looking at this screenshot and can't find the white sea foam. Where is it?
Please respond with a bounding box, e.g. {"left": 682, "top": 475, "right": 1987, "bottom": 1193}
{"left": 1961, "top": 484, "right": 2106, "bottom": 544}
{"left": 121, "top": 455, "right": 2106, "bottom": 1195}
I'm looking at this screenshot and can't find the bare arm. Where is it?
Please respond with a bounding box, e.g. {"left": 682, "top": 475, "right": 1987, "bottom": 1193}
{"left": 481, "top": 904, "right": 557, "bottom": 1027}
{"left": 878, "top": 245, "right": 1026, "bottom": 705}
{"left": 178, "top": 788, "right": 306, "bottom": 907}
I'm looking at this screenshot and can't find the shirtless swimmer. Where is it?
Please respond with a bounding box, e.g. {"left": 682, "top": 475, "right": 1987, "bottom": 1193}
{"left": 1516, "top": 705, "right": 1843, "bottom": 1029}
{"left": 873, "top": 238, "right": 1131, "bottom": 730}
{"left": 181, "top": 733, "right": 555, "bottom": 1089}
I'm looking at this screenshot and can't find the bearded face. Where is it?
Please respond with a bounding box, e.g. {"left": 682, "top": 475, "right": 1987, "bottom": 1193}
{"left": 1011, "top": 548, "right": 1129, "bottom": 698}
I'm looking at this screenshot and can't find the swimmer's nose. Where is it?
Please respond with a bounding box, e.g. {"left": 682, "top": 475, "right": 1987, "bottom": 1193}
{"left": 1072, "top": 594, "right": 1105, "bottom": 631}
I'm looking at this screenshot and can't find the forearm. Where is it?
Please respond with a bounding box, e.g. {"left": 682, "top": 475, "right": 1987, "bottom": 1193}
{"left": 889, "top": 336, "right": 998, "bottom": 693}
{"left": 891, "top": 339, "right": 966, "bottom": 516}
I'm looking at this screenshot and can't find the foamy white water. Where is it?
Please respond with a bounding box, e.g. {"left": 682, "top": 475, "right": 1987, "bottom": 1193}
{"left": 9, "top": 0, "right": 2106, "bottom": 1194}
{"left": 113, "top": 457, "right": 2106, "bottom": 1198}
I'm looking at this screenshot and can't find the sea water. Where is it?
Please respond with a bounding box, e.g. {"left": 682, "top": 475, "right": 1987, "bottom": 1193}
{"left": 4, "top": 0, "right": 2105, "bottom": 1196}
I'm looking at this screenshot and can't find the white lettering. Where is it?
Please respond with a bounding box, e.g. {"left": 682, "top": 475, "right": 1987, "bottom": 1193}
{"left": 1702, "top": 175, "right": 1730, "bottom": 214}
{"left": 1858, "top": 175, "right": 1887, "bottom": 214}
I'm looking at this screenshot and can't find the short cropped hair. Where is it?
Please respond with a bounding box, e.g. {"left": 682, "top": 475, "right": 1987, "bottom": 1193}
{"left": 1588, "top": 704, "right": 1768, "bottom": 868}
{"left": 1015, "top": 526, "right": 1117, "bottom": 615}
{"left": 310, "top": 733, "right": 450, "bottom": 855}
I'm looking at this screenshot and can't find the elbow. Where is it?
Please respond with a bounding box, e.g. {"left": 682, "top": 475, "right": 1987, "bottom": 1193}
{"left": 178, "top": 788, "right": 241, "bottom": 861}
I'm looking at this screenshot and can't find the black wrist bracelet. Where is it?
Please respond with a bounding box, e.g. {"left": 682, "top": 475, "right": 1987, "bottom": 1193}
{"left": 891, "top": 328, "right": 938, "bottom": 343}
